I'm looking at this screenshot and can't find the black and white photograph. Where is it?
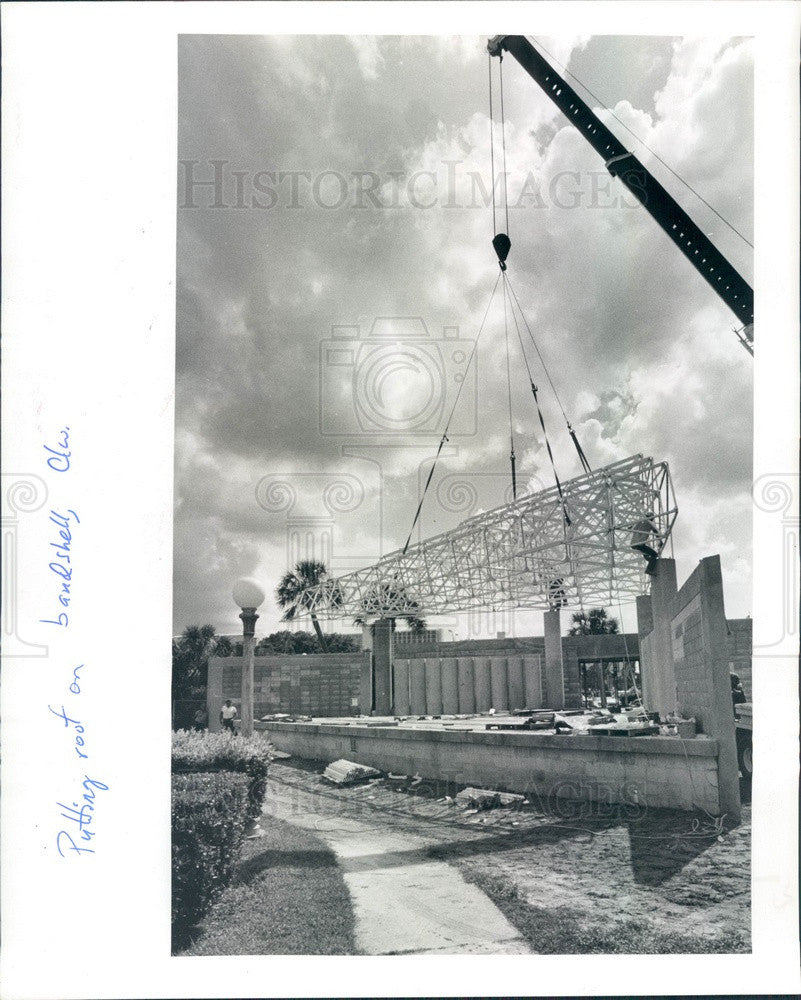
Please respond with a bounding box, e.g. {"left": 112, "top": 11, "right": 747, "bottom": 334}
{"left": 172, "top": 29, "right": 759, "bottom": 957}
{"left": 3, "top": 2, "right": 800, "bottom": 998}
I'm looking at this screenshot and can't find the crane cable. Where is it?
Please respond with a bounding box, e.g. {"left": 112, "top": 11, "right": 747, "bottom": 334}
{"left": 401, "top": 272, "right": 503, "bottom": 555}
{"left": 527, "top": 35, "right": 754, "bottom": 251}
{"left": 491, "top": 51, "right": 590, "bottom": 495}
{"left": 488, "top": 53, "right": 512, "bottom": 269}
{"left": 487, "top": 53, "right": 497, "bottom": 237}
{"left": 499, "top": 50, "right": 510, "bottom": 236}
{"left": 490, "top": 52, "right": 592, "bottom": 479}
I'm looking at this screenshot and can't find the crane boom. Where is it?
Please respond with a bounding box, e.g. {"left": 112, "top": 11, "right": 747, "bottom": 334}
{"left": 488, "top": 35, "right": 754, "bottom": 341}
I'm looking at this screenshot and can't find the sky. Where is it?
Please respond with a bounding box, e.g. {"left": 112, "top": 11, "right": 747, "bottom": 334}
{"left": 174, "top": 33, "right": 754, "bottom": 639}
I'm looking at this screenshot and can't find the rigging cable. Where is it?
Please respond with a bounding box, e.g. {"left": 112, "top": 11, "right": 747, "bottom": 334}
{"left": 502, "top": 273, "right": 517, "bottom": 500}
{"left": 527, "top": 35, "right": 754, "bottom": 250}
{"left": 503, "top": 273, "right": 571, "bottom": 527}
{"left": 504, "top": 272, "right": 592, "bottom": 475}
{"left": 401, "top": 271, "right": 503, "bottom": 555}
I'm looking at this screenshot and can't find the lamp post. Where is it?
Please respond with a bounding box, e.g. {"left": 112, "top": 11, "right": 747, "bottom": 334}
{"left": 232, "top": 577, "right": 266, "bottom": 737}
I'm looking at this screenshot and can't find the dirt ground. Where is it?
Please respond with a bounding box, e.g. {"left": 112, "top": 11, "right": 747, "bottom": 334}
{"left": 265, "top": 758, "right": 751, "bottom": 954}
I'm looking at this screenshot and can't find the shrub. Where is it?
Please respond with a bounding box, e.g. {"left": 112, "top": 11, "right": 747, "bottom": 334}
{"left": 172, "top": 771, "right": 250, "bottom": 941}
{"left": 172, "top": 729, "right": 272, "bottom": 825}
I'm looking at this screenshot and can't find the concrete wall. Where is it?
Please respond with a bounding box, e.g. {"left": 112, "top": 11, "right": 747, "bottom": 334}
{"left": 393, "top": 654, "right": 544, "bottom": 715}
{"left": 208, "top": 652, "right": 371, "bottom": 730}
{"left": 400, "top": 633, "right": 641, "bottom": 712}
{"left": 260, "top": 721, "right": 722, "bottom": 814}
{"left": 638, "top": 560, "right": 679, "bottom": 716}
{"left": 637, "top": 555, "right": 741, "bottom": 823}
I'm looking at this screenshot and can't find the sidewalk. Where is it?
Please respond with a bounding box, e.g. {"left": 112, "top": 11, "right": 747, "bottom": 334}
{"left": 263, "top": 763, "right": 532, "bottom": 955}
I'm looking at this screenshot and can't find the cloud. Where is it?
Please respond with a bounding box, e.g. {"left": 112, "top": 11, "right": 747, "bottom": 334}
{"left": 175, "top": 33, "right": 754, "bottom": 634}
{"left": 348, "top": 36, "right": 384, "bottom": 79}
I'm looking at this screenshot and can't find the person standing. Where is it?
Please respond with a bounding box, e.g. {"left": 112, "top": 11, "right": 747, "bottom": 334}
{"left": 220, "top": 699, "right": 237, "bottom": 733}
{"left": 730, "top": 672, "right": 747, "bottom": 710}
{"left": 630, "top": 510, "right": 661, "bottom": 576}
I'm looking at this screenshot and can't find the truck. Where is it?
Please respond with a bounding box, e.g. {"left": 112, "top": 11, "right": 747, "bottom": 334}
{"left": 734, "top": 701, "right": 753, "bottom": 780}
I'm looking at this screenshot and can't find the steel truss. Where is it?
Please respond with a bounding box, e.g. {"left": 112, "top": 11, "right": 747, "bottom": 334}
{"left": 298, "top": 454, "right": 677, "bottom": 621}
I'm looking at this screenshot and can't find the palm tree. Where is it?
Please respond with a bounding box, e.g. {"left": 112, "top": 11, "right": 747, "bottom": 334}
{"left": 276, "top": 559, "right": 336, "bottom": 653}
{"left": 172, "top": 624, "right": 227, "bottom": 728}
{"left": 353, "top": 579, "right": 427, "bottom": 634}
{"left": 567, "top": 607, "right": 620, "bottom": 636}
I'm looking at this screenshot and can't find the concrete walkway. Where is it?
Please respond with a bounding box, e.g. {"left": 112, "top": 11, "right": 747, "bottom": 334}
{"left": 263, "top": 767, "right": 532, "bottom": 956}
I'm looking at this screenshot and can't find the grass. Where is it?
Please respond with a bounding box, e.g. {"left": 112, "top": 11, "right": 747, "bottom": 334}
{"left": 178, "top": 812, "right": 357, "bottom": 955}
{"left": 460, "top": 867, "right": 750, "bottom": 954}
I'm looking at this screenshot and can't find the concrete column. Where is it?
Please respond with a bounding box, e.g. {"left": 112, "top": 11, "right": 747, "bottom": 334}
{"left": 474, "top": 657, "right": 492, "bottom": 712}
{"left": 561, "top": 647, "right": 581, "bottom": 709}
{"left": 642, "top": 558, "right": 678, "bottom": 717}
{"left": 636, "top": 594, "right": 653, "bottom": 706}
{"left": 409, "top": 658, "right": 427, "bottom": 715}
{"left": 440, "top": 657, "right": 459, "bottom": 714}
{"left": 358, "top": 650, "right": 373, "bottom": 716}
{"left": 457, "top": 657, "right": 476, "bottom": 714}
{"left": 523, "top": 654, "right": 542, "bottom": 709}
{"left": 488, "top": 656, "right": 508, "bottom": 710}
{"left": 695, "top": 556, "right": 741, "bottom": 823}
{"left": 424, "top": 657, "right": 443, "bottom": 715}
{"left": 372, "top": 619, "right": 393, "bottom": 715}
{"left": 393, "top": 656, "right": 411, "bottom": 716}
{"left": 543, "top": 610, "right": 565, "bottom": 710}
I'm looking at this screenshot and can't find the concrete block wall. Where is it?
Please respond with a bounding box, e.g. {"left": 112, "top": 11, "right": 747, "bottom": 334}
{"left": 393, "top": 654, "right": 543, "bottom": 715}
{"left": 638, "top": 555, "right": 741, "bottom": 823}
{"left": 261, "top": 721, "right": 722, "bottom": 814}
{"left": 208, "top": 652, "right": 371, "bottom": 729}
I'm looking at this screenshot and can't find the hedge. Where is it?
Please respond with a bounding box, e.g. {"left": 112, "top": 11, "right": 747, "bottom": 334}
{"left": 172, "top": 729, "right": 272, "bottom": 826}
{"left": 171, "top": 731, "right": 274, "bottom": 943}
{"left": 172, "top": 770, "right": 250, "bottom": 939}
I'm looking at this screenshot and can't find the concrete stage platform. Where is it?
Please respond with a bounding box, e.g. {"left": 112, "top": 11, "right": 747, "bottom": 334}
{"left": 256, "top": 712, "right": 722, "bottom": 814}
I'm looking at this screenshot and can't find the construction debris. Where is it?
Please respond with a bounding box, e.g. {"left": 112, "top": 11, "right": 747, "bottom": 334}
{"left": 455, "top": 787, "right": 525, "bottom": 810}
{"left": 486, "top": 710, "right": 556, "bottom": 731}
{"left": 322, "top": 759, "right": 381, "bottom": 786}
{"left": 588, "top": 721, "right": 660, "bottom": 737}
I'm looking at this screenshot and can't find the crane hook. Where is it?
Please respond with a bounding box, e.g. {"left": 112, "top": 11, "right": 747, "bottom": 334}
{"left": 492, "top": 232, "right": 511, "bottom": 271}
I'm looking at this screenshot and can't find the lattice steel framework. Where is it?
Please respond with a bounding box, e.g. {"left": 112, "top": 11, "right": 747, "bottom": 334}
{"left": 297, "top": 454, "right": 677, "bottom": 621}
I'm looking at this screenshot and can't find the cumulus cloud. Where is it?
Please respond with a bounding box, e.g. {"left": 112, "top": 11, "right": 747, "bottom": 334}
{"left": 348, "top": 36, "right": 384, "bottom": 79}
{"left": 175, "top": 34, "right": 753, "bottom": 635}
